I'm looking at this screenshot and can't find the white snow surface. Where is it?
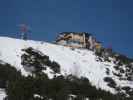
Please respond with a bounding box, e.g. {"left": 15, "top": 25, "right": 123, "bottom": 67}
{"left": 0, "top": 36, "right": 132, "bottom": 94}
{"left": 0, "top": 89, "right": 6, "bottom": 100}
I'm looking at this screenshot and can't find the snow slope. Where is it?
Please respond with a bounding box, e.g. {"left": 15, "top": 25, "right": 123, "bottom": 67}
{"left": 0, "top": 36, "right": 133, "bottom": 96}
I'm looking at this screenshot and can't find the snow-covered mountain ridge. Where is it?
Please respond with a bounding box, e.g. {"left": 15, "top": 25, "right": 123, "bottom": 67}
{"left": 0, "top": 36, "right": 133, "bottom": 97}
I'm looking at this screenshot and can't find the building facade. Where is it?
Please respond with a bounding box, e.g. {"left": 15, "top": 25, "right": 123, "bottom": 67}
{"left": 56, "top": 32, "right": 101, "bottom": 50}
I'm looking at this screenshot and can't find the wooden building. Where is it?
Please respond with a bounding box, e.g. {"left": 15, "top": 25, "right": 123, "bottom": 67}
{"left": 56, "top": 32, "right": 101, "bottom": 49}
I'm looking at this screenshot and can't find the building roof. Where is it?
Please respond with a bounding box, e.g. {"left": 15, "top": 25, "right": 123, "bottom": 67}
{"left": 59, "top": 32, "right": 92, "bottom": 37}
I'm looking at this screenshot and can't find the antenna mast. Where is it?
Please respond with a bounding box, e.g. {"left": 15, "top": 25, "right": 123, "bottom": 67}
{"left": 19, "top": 24, "right": 29, "bottom": 40}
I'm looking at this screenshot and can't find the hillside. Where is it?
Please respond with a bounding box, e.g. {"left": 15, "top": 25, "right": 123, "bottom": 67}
{"left": 0, "top": 36, "right": 133, "bottom": 100}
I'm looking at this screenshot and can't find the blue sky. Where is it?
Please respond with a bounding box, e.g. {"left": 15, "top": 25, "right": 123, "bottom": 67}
{"left": 0, "top": 0, "right": 133, "bottom": 58}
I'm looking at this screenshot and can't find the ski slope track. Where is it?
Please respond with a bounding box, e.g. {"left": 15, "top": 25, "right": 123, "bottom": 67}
{"left": 0, "top": 36, "right": 133, "bottom": 97}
